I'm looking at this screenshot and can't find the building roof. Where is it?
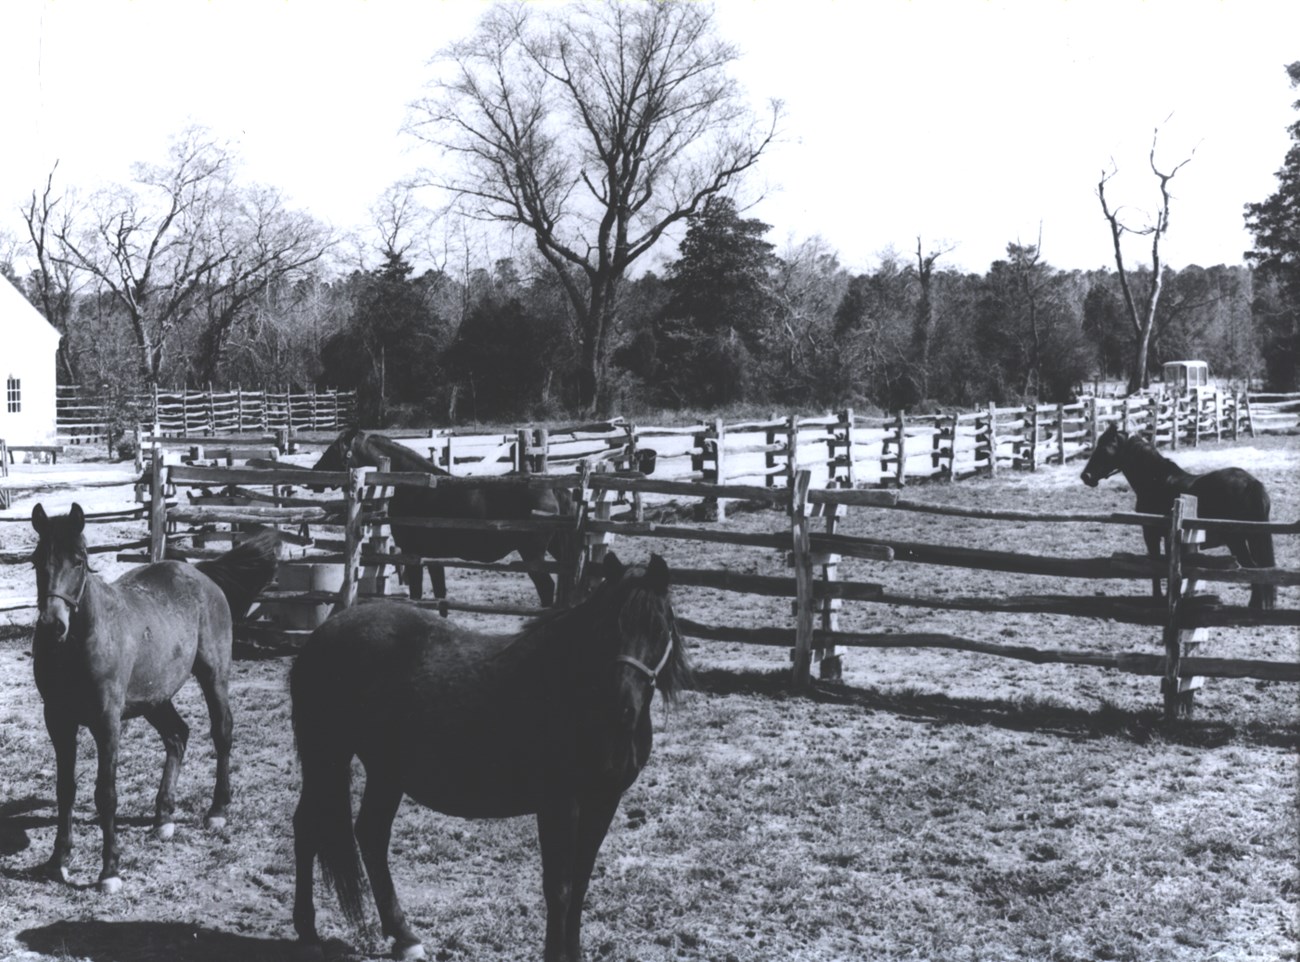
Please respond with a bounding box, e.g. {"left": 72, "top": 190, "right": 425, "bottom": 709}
{"left": 0, "top": 275, "right": 62, "bottom": 345}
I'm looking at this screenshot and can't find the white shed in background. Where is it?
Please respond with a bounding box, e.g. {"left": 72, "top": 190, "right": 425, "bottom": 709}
{"left": 0, "top": 277, "right": 61, "bottom": 446}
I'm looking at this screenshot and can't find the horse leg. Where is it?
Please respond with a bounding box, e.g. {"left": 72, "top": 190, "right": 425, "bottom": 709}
{"left": 89, "top": 713, "right": 123, "bottom": 893}
{"left": 522, "top": 544, "right": 556, "bottom": 608}
{"left": 354, "top": 768, "right": 423, "bottom": 960}
{"left": 428, "top": 563, "right": 448, "bottom": 618}
{"left": 1233, "top": 533, "right": 1278, "bottom": 611}
{"left": 192, "top": 657, "right": 234, "bottom": 829}
{"left": 538, "top": 795, "right": 580, "bottom": 962}
{"left": 562, "top": 791, "right": 622, "bottom": 961}
{"left": 143, "top": 701, "right": 189, "bottom": 840}
{"left": 42, "top": 705, "right": 78, "bottom": 883}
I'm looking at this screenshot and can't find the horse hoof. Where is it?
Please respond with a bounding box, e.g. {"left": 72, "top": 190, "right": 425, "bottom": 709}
{"left": 393, "top": 942, "right": 426, "bottom": 961}
{"left": 205, "top": 815, "right": 227, "bottom": 831}
{"left": 156, "top": 822, "right": 175, "bottom": 841}
{"left": 99, "top": 876, "right": 123, "bottom": 895}
{"left": 44, "top": 861, "right": 70, "bottom": 884}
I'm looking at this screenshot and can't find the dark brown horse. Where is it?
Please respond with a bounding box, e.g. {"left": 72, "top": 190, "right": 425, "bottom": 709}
{"left": 30, "top": 504, "right": 280, "bottom": 892}
{"left": 311, "top": 428, "right": 572, "bottom": 607}
{"left": 290, "top": 552, "right": 691, "bottom": 962}
{"left": 1080, "top": 424, "right": 1276, "bottom": 609}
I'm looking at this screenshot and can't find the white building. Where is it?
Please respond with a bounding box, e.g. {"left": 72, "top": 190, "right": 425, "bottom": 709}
{"left": 0, "top": 277, "right": 61, "bottom": 446}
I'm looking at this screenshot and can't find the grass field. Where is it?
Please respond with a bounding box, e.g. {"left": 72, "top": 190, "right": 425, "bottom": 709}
{"left": 0, "top": 437, "right": 1296, "bottom": 962}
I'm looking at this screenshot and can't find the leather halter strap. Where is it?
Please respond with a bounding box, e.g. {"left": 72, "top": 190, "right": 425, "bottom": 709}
{"left": 614, "top": 631, "right": 674, "bottom": 687}
{"left": 44, "top": 564, "right": 89, "bottom": 613}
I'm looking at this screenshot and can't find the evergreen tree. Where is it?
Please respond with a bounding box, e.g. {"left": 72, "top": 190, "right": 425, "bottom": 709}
{"left": 1244, "top": 61, "right": 1300, "bottom": 390}
{"left": 644, "top": 198, "right": 778, "bottom": 406}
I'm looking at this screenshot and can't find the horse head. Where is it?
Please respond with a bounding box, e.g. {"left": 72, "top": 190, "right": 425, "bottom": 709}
{"left": 580, "top": 552, "right": 691, "bottom": 780}
{"left": 1080, "top": 423, "right": 1128, "bottom": 488}
{"left": 309, "top": 429, "right": 363, "bottom": 492}
{"left": 31, "top": 502, "right": 89, "bottom": 642}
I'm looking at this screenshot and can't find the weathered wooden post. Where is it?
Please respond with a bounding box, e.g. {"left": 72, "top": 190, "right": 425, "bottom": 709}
{"left": 838, "top": 408, "right": 856, "bottom": 487}
{"left": 555, "top": 461, "right": 591, "bottom": 608}
{"left": 333, "top": 466, "right": 367, "bottom": 615}
{"left": 785, "top": 415, "right": 799, "bottom": 489}
{"left": 816, "top": 481, "right": 845, "bottom": 681}
{"left": 149, "top": 443, "right": 168, "bottom": 562}
{"left": 1025, "top": 403, "right": 1038, "bottom": 472}
{"left": 1161, "top": 494, "right": 1206, "bottom": 719}
{"left": 1147, "top": 395, "right": 1160, "bottom": 445}
{"left": 984, "top": 403, "right": 997, "bottom": 478}
{"left": 1120, "top": 395, "right": 1130, "bottom": 434}
{"left": 514, "top": 429, "right": 530, "bottom": 474}
{"left": 1229, "top": 391, "right": 1240, "bottom": 441}
{"left": 1213, "top": 389, "right": 1223, "bottom": 441}
{"left": 790, "top": 470, "right": 814, "bottom": 689}
{"left": 1055, "top": 403, "right": 1066, "bottom": 466}
{"left": 1087, "top": 395, "right": 1100, "bottom": 451}
{"left": 930, "top": 411, "right": 944, "bottom": 476}
{"left": 941, "top": 412, "right": 956, "bottom": 479}
{"left": 1243, "top": 390, "right": 1256, "bottom": 438}
{"left": 894, "top": 410, "right": 908, "bottom": 486}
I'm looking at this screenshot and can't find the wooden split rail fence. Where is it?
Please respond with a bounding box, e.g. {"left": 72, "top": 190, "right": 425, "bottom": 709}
{"left": 76, "top": 447, "right": 1299, "bottom": 720}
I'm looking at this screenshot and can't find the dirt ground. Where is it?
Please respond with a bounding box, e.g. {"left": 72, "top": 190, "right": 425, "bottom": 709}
{"left": 0, "top": 438, "right": 1296, "bottom": 962}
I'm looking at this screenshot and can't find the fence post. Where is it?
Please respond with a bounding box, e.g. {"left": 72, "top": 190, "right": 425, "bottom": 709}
{"left": 816, "top": 479, "right": 845, "bottom": 681}
{"left": 790, "top": 469, "right": 814, "bottom": 690}
{"left": 984, "top": 404, "right": 997, "bottom": 478}
{"left": 1025, "top": 403, "right": 1038, "bottom": 472}
{"left": 1088, "top": 395, "right": 1100, "bottom": 451}
{"left": 1055, "top": 403, "right": 1066, "bottom": 466}
{"left": 1148, "top": 395, "right": 1160, "bottom": 446}
{"left": 1120, "top": 395, "right": 1130, "bottom": 434}
{"left": 786, "top": 415, "right": 799, "bottom": 489}
{"left": 556, "top": 461, "right": 591, "bottom": 608}
{"left": 1159, "top": 491, "right": 1206, "bottom": 717}
{"left": 1229, "top": 391, "right": 1240, "bottom": 441}
{"left": 1213, "top": 389, "right": 1222, "bottom": 442}
{"left": 929, "top": 412, "right": 943, "bottom": 477}
{"left": 894, "top": 410, "right": 907, "bottom": 486}
{"left": 942, "top": 412, "right": 956, "bottom": 479}
{"left": 149, "top": 444, "right": 168, "bottom": 562}
{"left": 333, "top": 466, "right": 367, "bottom": 614}
{"left": 1244, "top": 391, "right": 1255, "bottom": 438}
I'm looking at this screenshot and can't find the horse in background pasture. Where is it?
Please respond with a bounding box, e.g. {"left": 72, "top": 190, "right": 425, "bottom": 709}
{"left": 311, "top": 428, "right": 573, "bottom": 608}
{"left": 1080, "top": 424, "right": 1276, "bottom": 609}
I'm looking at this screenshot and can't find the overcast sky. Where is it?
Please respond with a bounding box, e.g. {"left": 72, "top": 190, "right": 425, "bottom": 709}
{"left": 3, "top": 0, "right": 1298, "bottom": 275}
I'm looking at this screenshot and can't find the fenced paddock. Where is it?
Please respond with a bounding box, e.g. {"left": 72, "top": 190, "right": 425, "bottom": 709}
{"left": 0, "top": 436, "right": 1296, "bottom": 961}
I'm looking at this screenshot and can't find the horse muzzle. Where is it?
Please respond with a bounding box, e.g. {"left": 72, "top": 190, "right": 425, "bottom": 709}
{"left": 1080, "top": 471, "right": 1100, "bottom": 488}
{"left": 36, "top": 603, "right": 71, "bottom": 642}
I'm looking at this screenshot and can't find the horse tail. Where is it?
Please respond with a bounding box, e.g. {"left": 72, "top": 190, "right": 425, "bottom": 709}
{"left": 290, "top": 649, "right": 370, "bottom": 931}
{"left": 196, "top": 528, "right": 281, "bottom": 620}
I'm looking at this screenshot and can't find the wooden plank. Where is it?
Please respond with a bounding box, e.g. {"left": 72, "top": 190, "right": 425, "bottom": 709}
{"left": 810, "top": 629, "right": 1300, "bottom": 682}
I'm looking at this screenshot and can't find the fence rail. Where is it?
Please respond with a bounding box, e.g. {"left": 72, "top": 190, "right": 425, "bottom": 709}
{"left": 7, "top": 448, "right": 1290, "bottom": 720}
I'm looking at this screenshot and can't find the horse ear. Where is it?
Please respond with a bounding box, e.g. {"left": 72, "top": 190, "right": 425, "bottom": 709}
{"left": 32, "top": 503, "right": 47, "bottom": 534}
{"left": 647, "top": 553, "right": 670, "bottom": 594}
{"left": 70, "top": 503, "right": 86, "bottom": 533}
{"left": 603, "top": 551, "right": 624, "bottom": 581}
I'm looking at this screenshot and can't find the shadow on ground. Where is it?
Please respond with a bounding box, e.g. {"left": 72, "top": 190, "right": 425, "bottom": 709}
{"left": 18, "top": 920, "right": 338, "bottom": 962}
{"left": 693, "top": 667, "right": 1300, "bottom": 750}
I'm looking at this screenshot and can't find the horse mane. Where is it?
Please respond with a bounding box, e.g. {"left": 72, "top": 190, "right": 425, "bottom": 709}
{"left": 508, "top": 564, "right": 693, "bottom": 701}
{"left": 1118, "top": 430, "right": 1184, "bottom": 482}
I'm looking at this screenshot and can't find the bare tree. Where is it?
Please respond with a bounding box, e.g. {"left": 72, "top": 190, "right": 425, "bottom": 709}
{"left": 407, "top": 0, "right": 780, "bottom": 412}
{"left": 1097, "top": 126, "right": 1195, "bottom": 394}
{"left": 911, "top": 236, "right": 956, "bottom": 400}
{"left": 20, "top": 165, "right": 84, "bottom": 382}
{"left": 48, "top": 127, "right": 331, "bottom": 386}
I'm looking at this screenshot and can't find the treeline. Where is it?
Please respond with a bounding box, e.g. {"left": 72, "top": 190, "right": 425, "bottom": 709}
{"left": 4, "top": 196, "right": 1275, "bottom": 426}
{"left": 3, "top": 147, "right": 1280, "bottom": 428}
